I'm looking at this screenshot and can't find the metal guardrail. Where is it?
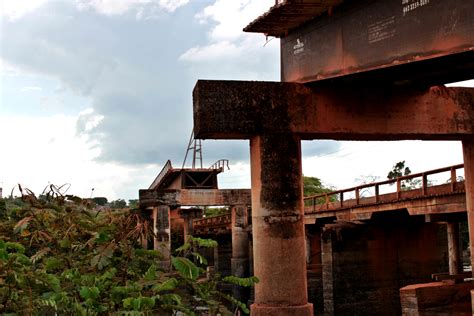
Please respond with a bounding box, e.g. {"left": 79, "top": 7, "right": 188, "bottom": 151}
{"left": 209, "top": 159, "right": 230, "bottom": 171}
{"left": 193, "top": 214, "right": 231, "bottom": 229}
{"left": 304, "top": 164, "right": 465, "bottom": 213}
{"left": 149, "top": 160, "right": 173, "bottom": 189}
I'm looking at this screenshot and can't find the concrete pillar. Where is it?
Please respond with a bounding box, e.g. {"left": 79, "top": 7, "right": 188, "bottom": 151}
{"left": 182, "top": 208, "right": 201, "bottom": 243}
{"left": 463, "top": 141, "right": 474, "bottom": 316}
{"left": 153, "top": 205, "right": 171, "bottom": 268}
{"left": 231, "top": 205, "right": 250, "bottom": 303}
{"left": 462, "top": 140, "right": 474, "bottom": 275}
{"left": 321, "top": 227, "right": 334, "bottom": 316}
{"left": 249, "top": 134, "right": 313, "bottom": 315}
{"left": 446, "top": 222, "right": 462, "bottom": 275}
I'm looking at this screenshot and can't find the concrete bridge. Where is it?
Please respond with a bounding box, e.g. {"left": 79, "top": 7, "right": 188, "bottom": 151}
{"left": 140, "top": 163, "right": 470, "bottom": 314}
{"left": 141, "top": 0, "right": 474, "bottom": 314}
{"left": 189, "top": 164, "right": 466, "bottom": 232}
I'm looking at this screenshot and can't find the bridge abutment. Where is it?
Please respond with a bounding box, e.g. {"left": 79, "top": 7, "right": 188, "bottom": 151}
{"left": 231, "top": 205, "right": 250, "bottom": 303}
{"left": 318, "top": 217, "right": 449, "bottom": 315}
{"left": 249, "top": 134, "right": 313, "bottom": 315}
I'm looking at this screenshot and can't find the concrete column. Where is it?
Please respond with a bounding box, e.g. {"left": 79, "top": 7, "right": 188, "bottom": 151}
{"left": 231, "top": 205, "right": 250, "bottom": 303}
{"left": 182, "top": 214, "right": 192, "bottom": 243}
{"left": 249, "top": 134, "right": 313, "bottom": 315}
{"left": 321, "top": 227, "right": 334, "bottom": 316}
{"left": 462, "top": 140, "right": 474, "bottom": 275}
{"left": 182, "top": 208, "right": 201, "bottom": 243}
{"left": 446, "top": 222, "right": 462, "bottom": 275}
{"left": 153, "top": 205, "right": 171, "bottom": 268}
{"left": 464, "top": 141, "right": 474, "bottom": 316}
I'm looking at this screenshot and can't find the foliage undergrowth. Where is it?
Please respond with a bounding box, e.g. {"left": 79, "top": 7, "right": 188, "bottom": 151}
{"left": 0, "top": 186, "right": 257, "bottom": 315}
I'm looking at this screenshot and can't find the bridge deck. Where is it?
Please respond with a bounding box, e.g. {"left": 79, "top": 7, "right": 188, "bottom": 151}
{"left": 193, "top": 164, "right": 466, "bottom": 234}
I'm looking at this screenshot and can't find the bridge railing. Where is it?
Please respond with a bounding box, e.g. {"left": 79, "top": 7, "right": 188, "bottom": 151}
{"left": 209, "top": 159, "right": 230, "bottom": 171}
{"left": 193, "top": 213, "right": 232, "bottom": 229}
{"left": 304, "top": 164, "right": 464, "bottom": 213}
{"left": 149, "top": 160, "right": 173, "bottom": 190}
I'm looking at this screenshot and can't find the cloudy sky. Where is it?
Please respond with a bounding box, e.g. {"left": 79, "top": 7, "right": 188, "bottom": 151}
{"left": 0, "top": 0, "right": 470, "bottom": 200}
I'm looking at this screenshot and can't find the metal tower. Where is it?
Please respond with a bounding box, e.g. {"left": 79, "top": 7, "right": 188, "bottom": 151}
{"left": 182, "top": 130, "right": 202, "bottom": 169}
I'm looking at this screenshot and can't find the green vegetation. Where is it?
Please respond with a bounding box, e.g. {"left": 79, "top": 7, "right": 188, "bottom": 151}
{"left": 203, "top": 207, "right": 229, "bottom": 218}
{"left": 0, "top": 188, "right": 257, "bottom": 315}
{"left": 303, "top": 176, "right": 334, "bottom": 197}
{"left": 387, "top": 160, "right": 422, "bottom": 190}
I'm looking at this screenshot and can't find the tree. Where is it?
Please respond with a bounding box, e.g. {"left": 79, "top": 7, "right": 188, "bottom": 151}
{"left": 387, "top": 161, "right": 411, "bottom": 180}
{"left": 109, "top": 199, "right": 127, "bottom": 209}
{"left": 93, "top": 197, "right": 108, "bottom": 206}
{"left": 303, "top": 176, "right": 334, "bottom": 197}
{"left": 128, "top": 199, "right": 139, "bottom": 208}
{"left": 387, "top": 161, "right": 420, "bottom": 190}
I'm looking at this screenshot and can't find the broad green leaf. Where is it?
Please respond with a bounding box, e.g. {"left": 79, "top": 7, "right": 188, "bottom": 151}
{"left": 189, "top": 236, "right": 218, "bottom": 248}
{"left": 153, "top": 278, "right": 178, "bottom": 292}
{"left": 171, "top": 257, "right": 200, "bottom": 280}
{"left": 143, "top": 264, "right": 156, "bottom": 281}
{"left": 221, "top": 293, "right": 250, "bottom": 314}
{"left": 222, "top": 275, "right": 259, "bottom": 287}
{"left": 191, "top": 252, "right": 208, "bottom": 265}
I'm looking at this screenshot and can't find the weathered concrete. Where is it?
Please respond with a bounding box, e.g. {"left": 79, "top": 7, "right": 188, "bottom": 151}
{"left": 447, "top": 222, "right": 462, "bottom": 275}
{"left": 305, "top": 189, "right": 467, "bottom": 223}
{"left": 193, "top": 81, "right": 474, "bottom": 141}
{"left": 139, "top": 188, "right": 251, "bottom": 208}
{"left": 400, "top": 281, "right": 473, "bottom": 315}
{"left": 306, "top": 227, "right": 324, "bottom": 315}
{"left": 152, "top": 206, "right": 171, "bottom": 268}
{"left": 249, "top": 134, "right": 313, "bottom": 315}
{"left": 246, "top": 0, "right": 474, "bottom": 87}
{"left": 180, "top": 208, "right": 202, "bottom": 243}
{"left": 463, "top": 140, "right": 474, "bottom": 316}
{"left": 215, "top": 234, "right": 232, "bottom": 277}
{"left": 321, "top": 218, "right": 448, "bottom": 315}
{"left": 463, "top": 140, "right": 474, "bottom": 276}
{"left": 231, "top": 205, "right": 250, "bottom": 303}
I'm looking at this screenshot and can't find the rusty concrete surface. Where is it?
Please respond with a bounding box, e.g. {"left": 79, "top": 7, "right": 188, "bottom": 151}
{"left": 250, "top": 134, "right": 313, "bottom": 314}
{"left": 193, "top": 80, "right": 474, "bottom": 141}
{"left": 139, "top": 188, "right": 251, "bottom": 208}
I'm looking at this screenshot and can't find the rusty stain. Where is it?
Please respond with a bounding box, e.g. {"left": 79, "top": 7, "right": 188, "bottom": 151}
{"left": 263, "top": 213, "right": 301, "bottom": 224}
{"left": 271, "top": 0, "right": 474, "bottom": 84}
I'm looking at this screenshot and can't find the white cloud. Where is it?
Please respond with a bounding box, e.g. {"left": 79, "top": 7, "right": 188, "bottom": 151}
{"left": 0, "top": 112, "right": 155, "bottom": 200}
{"left": 180, "top": 0, "right": 275, "bottom": 62}
{"left": 75, "top": 0, "right": 189, "bottom": 17}
{"left": 179, "top": 41, "right": 242, "bottom": 62}
{"left": 196, "top": 0, "right": 273, "bottom": 42}
{"left": 158, "top": 0, "right": 189, "bottom": 13}
{"left": 302, "top": 141, "right": 464, "bottom": 190}
{"left": 0, "top": 0, "right": 49, "bottom": 20}
{"left": 20, "top": 86, "right": 43, "bottom": 92}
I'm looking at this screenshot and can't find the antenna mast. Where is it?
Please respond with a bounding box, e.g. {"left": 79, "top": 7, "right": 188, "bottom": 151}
{"left": 182, "top": 130, "right": 202, "bottom": 169}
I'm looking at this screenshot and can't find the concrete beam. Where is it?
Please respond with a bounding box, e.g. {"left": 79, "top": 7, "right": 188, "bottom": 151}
{"left": 193, "top": 80, "right": 474, "bottom": 141}
{"left": 139, "top": 188, "right": 251, "bottom": 208}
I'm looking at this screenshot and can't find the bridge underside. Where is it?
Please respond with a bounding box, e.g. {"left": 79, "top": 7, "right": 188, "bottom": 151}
{"left": 191, "top": 1, "right": 474, "bottom": 313}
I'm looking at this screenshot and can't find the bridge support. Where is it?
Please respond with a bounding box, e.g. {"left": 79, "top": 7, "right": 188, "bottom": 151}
{"left": 446, "top": 222, "right": 462, "bottom": 275}
{"left": 250, "top": 134, "right": 313, "bottom": 315}
{"left": 193, "top": 80, "right": 474, "bottom": 314}
{"left": 463, "top": 140, "right": 474, "bottom": 276}
{"left": 153, "top": 206, "right": 171, "bottom": 268}
{"left": 182, "top": 208, "right": 201, "bottom": 243}
{"left": 231, "top": 205, "right": 250, "bottom": 303}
